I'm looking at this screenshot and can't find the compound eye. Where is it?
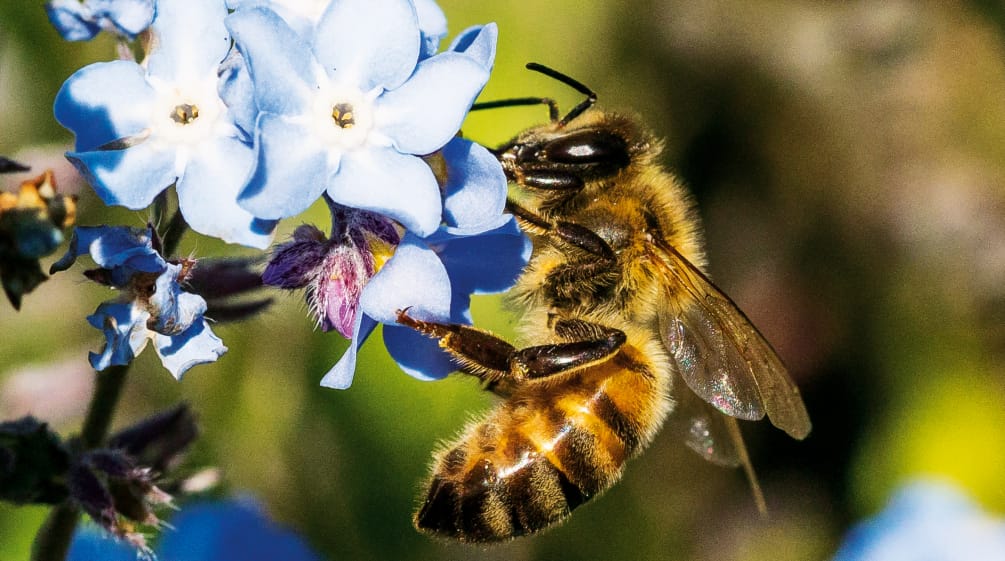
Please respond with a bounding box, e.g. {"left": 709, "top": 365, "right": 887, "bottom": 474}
{"left": 541, "top": 130, "right": 630, "bottom": 169}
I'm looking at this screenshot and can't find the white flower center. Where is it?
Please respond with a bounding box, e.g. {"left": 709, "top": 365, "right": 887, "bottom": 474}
{"left": 311, "top": 84, "right": 377, "bottom": 151}
{"left": 148, "top": 74, "right": 229, "bottom": 147}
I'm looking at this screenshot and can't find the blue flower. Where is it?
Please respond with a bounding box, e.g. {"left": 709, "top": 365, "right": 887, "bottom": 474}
{"left": 53, "top": 0, "right": 277, "bottom": 249}
{"left": 319, "top": 217, "right": 529, "bottom": 389}
{"left": 67, "top": 498, "right": 322, "bottom": 561}
{"left": 225, "top": 0, "right": 494, "bottom": 238}
{"left": 51, "top": 225, "right": 227, "bottom": 379}
{"left": 833, "top": 479, "right": 1005, "bottom": 561}
{"left": 262, "top": 132, "right": 526, "bottom": 388}
{"left": 45, "top": 0, "right": 155, "bottom": 41}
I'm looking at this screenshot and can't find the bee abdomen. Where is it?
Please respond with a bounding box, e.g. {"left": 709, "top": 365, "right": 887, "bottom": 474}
{"left": 415, "top": 449, "right": 587, "bottom": 542}
{"left": 415, "top": 392, "right": 639, "bottom": 542}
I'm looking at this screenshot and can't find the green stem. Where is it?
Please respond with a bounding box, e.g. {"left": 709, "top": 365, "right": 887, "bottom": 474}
{"left": 30, "top": 364, "right": 131, "bottom": 561}
{"left": 161, "top": 208, "right": 188, "bottom": 259}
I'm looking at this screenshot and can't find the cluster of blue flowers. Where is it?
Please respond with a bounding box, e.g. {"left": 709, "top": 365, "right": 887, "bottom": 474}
{"left": 47, "top": 0, "right": 530, "bottom": 386}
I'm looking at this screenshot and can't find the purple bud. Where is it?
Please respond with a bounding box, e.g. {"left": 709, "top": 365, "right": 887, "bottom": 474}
{"left": 312, "top": 242, "right": 373, "bottom": 337}
{"left": 108, "top": 404, "right": 198, "bottom": 473}
{"left": 263, "top": 225, "right": 327, "bottom": 289}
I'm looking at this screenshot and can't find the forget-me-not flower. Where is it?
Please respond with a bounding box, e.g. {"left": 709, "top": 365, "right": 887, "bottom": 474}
{"left": 264, "top": 135, "right": 529, "bottom": 388}
{"left": 46, "top": 0, "right": 155, "bottom": 42}
{"left": 54, "top": 0, "right": 277, "bottom": 249}
{"left": 51, "top": 225, "right": 227, "bottom": 379}
{"left": 225, "top": 0, "right": 494, "bottom": 238}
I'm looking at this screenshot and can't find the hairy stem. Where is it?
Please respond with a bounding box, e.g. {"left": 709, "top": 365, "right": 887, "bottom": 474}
{"left": 161, "top": 208, "right": 188, "bottom": 259}
{"left": 30, "top": 364, "right": 130, "bottom": 561}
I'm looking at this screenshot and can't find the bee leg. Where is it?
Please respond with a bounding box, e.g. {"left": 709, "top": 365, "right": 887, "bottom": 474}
{"left": 395, "top": 309, "right": 516, "bottom": 384}
{"left": 511, "top": 323, "right": 626, "bottom": 380}
{"left": 507, "top": 200, "right": 617, "bottom": 261}
{"left": 396, "top": 309, "right": 626, "bottom": 387}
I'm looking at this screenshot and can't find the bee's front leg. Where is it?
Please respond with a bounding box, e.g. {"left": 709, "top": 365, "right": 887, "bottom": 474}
{"left": 396, "top": 310, "right": 625, "bottom": 393}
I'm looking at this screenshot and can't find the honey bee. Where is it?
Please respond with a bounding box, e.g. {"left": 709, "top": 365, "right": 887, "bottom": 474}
{"left": 396, "top": 63, "right": 811, "bottom": 542}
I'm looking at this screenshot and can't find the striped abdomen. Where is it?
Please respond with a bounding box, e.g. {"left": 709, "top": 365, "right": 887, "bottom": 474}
{"left": 414, "top": 349, "right": 665, "bottom": 542}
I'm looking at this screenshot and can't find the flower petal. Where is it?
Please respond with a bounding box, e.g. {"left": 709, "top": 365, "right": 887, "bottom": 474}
{"left": 92, "top": 0, "right": 155, "bottom": 37}
{"left": 67, "top": 527, "right": 137, "bottom": 561}
{"left": 156, "top": 500, "right": 323, "bottom": 561}
{"left": 383, "top": 324, "right": 455, "bottom": 381}
{"left": 441, "top": 137, "right": 507, "bottom": 230}
{"left": 148, "top": 264, "right": 208, "bottom": 336}
{"left": 146, "top": 0, "right": 231, "bottom": 84}
{"left": 238, "top": 113, "right": 334, "bottom": 219}
{"left": 313, "top": 0, "right": 419, "bottom": 91}
{"left": 178, "top": 136, "right": 276, "bottom": 248}
{"left": 448, "top": 23, "right": 498, "bottom": 71}
{"left": 50, "top": 225, "right": 164, "bottom": 282}
{"left": 431, "top": 217, "right": 531, "bottom": 295}
{"left": 218, "top": 50, "right": 257, "bottom": 139}
{"left": 86, "top": 302, "right": 148, "bottom": 371}
{"left": 45, "top": 0, "right": 101, "bottom": 41}
{"left": 375, "top": 52, "right": 489, "bottom": 155}
{"left": 327, "top": 147, "right": 440, "bottom": 237}
{"left": 66, "top": 142, "right": 178, "bottom": 210}
{"left": 359, "top": 234, "right": 449, "bottom": 324}
{"left": 226, "top": 7, "right": 321, "bottom": 116}
{"left": 320, "top": 313, "right": 377, "bottom": 389}
{"left": 153, "top": 319, "right": 227, "bottom": 379}
{"left": 414, "top": 0, "right": 447, "bottom": 59}
{"left": 54, "top": 61, "right": 157, "bottom": 152}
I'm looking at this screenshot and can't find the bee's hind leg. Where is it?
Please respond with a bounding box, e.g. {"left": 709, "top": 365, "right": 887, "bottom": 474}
{"left": 395, "top": 310, "right": 626, "bottom": 393}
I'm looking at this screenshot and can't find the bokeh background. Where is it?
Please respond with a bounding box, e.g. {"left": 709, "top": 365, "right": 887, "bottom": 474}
{"left": 2, "top": 1, "right": 1004, "bottom": 559}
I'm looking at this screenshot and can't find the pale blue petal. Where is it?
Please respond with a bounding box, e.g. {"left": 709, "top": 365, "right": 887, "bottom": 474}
{"left": 327, "top": 147, "right": 440, "bottom": 237}
{"left": 66, "top": 142, "right": 178, "bottom": 209}
{"left": 226, "top": 7, "right": 320, "bottom": 115}
{"left": 375, "top": 52, "right": 489, "bottom": 155}
{"left": 218, "top": 51, "right": 257, "bottom": 140}
{"left": 50, "top": 225, "right": 164, "bottom": 283}
{"left": 441, "top": 137, "right": 507, "bottom": 230}
{"left": 314, "top": 0, "right": 419, "bottom": 91}
{"left": 414, "top": 0, "right": 447, "bottom": 59}
{"left": 86, "top": 302, "right": 149, "bottom": 371}
{"left": 448, "top": 23, "right": 498, "bottom": 71}
{"left": 359, "top": 234, "right": 449, "bottom": 324}
{"left": 45, "top": 0, "right": 101, "bottom": 41}
{"left": 91, "top": 0, "right": 155, "bottom": 37}
{"left": 54, "top": 61, "right": 157, "bottom": 152}
{"left": 320, "top": 314, "right": 377, "bottom": 389}
{"left": 179, "top": 136, "right": 276, "bottom": 248}
{"left": 383, "top": 324, "right": 455, "bottom": 381}
{"left": 154, "top": 319, "right": 227, "bottom": 379}
{"left": 226, "top": 0, "right": 317, "bottom": 38}
{"left": 238, "top": 113, "right": 334, "bottom": 219}
{"left": 146, "top": 0, "right": 231, "bottom": 84}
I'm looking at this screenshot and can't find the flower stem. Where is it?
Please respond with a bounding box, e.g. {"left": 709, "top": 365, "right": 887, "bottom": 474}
{"left": 161, "top": 208, "right": 188, "bottom": 258}
{"left": 30, "top": 364, "right": 130, "bottom": 561}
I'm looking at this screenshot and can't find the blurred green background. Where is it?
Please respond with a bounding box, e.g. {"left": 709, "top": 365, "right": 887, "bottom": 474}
{"left": 2, "top": 1, "right": 1004, "bottom": 560}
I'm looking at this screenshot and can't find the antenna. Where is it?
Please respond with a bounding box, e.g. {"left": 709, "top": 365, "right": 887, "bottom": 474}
{"left": 470, "top": 62, "right": 598, "bottom": 126}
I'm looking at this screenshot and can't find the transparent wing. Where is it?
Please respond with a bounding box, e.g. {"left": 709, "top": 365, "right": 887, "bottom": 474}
{"left": 651, "top": 240, "right": 811, "bottom": 440}
{"left": 666, "top": 374, "right": 741, "bottom": 466}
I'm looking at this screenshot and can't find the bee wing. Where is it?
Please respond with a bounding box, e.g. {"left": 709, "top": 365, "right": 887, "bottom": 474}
{"left": 651, "top": 240, "right": 811, "bottom": 440}
{"left": 667, "top": 375, "right": 741, "bottom": 466}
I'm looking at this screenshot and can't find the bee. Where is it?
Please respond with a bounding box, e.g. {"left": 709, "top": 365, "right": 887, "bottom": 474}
{"left": 396, "top": 63, "right": 811, "bottom": 542}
